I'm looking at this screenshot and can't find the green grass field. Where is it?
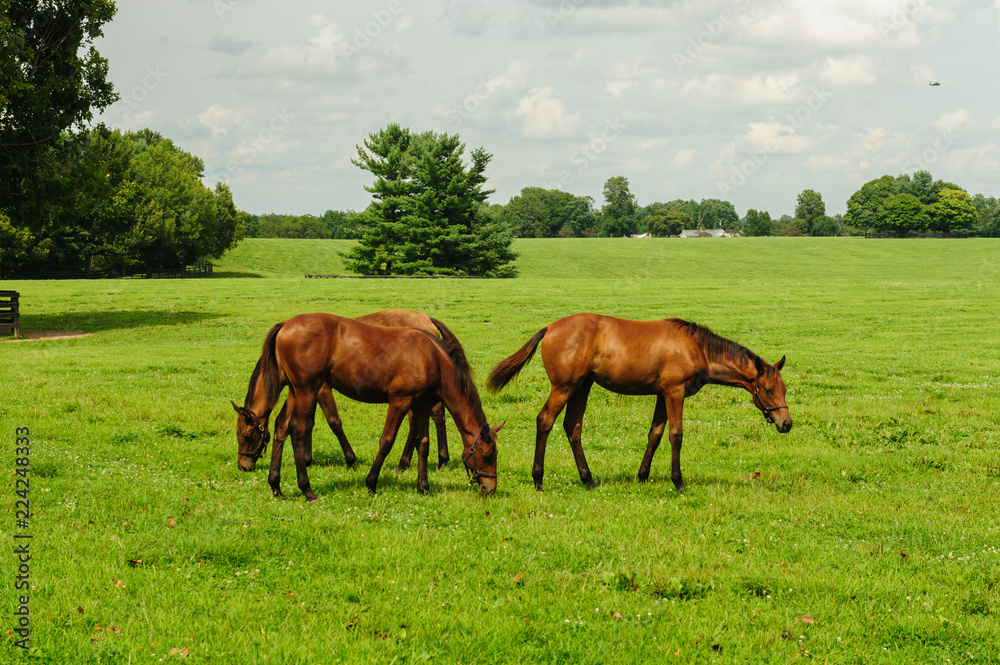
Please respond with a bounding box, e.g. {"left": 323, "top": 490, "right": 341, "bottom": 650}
{"left": 2, "top": 237, "right": 999, "bottom": 664}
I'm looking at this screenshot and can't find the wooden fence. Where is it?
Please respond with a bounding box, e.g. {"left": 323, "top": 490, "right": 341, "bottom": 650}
{"left": 0, "top": 291, "right": 19, "bottom": 339}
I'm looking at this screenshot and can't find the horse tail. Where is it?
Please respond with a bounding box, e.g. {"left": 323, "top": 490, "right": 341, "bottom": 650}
{"left": 244, "top": 322, "right": 285, "bottom": 410}
{"left": 486, "top": 327, "right": 547, "bottom": 394}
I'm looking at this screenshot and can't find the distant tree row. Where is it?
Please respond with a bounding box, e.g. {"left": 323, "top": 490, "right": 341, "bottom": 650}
{"left": 243, "top": 210, "right": 362, "bottom": 239}
{"left": 492, "top": 177, "right": 740, "bottom": 238}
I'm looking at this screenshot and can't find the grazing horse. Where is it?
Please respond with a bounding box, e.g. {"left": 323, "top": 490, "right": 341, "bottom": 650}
{"left": 236, "top": 313, "right": 502, "bottom": 500}
{"left": 486, "top": 313, "right": 791, "bottom": 492}
{"left": 233, "top": 310, "right": 452, "bottom": 477}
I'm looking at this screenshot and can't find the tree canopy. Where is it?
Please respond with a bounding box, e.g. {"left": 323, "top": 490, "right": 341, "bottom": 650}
{"left": 845, "top": 171, "right": 978, "bottom": 235}
{"left": 344, "top": 124, "right": 517, "bottom": 276}
{"left": 600, "top": 176, "right": 636, "bottom": 237}
{"left": 498, "top": 187, "right": 597, "bottom": 238}
{"left": 1, "top": 0, "right": 117, "bottom": 213}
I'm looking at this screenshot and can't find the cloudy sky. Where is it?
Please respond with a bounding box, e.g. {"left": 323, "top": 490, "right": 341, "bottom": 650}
{"left": 94, "top": 0, "right": 1000, "bottom": 218}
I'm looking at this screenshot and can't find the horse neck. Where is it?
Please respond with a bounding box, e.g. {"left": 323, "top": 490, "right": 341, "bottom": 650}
{"left": 244, "top": 364, "right": 278, "bottom": 421}
{"left": 706, "top": 352, "right": 757, "bottom": 392}
{"left": 435, "top": 355, "right": 487, "bottom": 442}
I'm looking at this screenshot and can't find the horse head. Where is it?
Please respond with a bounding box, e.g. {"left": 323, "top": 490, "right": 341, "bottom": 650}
{"left": 232, "top": 400, "right": 270, "bottom": 471}
{"left": 464, "top": 422, "right": 504, "bottom": 496}
{"left": 752, "top": 356, "right": 792, "bottom": 433}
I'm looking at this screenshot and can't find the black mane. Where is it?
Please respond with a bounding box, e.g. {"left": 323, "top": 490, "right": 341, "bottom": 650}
{"left": 668, "top": 318, "right": 762, "bottom": 368}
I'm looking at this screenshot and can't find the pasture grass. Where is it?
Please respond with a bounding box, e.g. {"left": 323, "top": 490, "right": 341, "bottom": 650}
{"left": 2, "top": 237, "right": 999, "bottom": 663}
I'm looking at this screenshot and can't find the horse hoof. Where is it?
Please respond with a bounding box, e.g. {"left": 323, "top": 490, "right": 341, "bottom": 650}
{"left": 438, "top": 458, "right": 449, "bottom": 469}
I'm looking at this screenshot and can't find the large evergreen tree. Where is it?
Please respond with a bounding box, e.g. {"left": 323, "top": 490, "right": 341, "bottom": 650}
{"left": 345, "top": 124, "right": 517, "bottom": 276}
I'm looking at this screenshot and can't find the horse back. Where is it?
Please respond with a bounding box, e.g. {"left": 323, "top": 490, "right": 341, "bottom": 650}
{"left": 542, "top": 314, "right": 707, "bottom": 394}
{"left": 276, "top": 313, "right": 441, "bottom": 404}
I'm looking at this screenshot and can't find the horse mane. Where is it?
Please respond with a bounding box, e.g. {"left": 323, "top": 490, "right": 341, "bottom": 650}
{"left": 243, "top": 323, "right": 284, "bottom": 411}
{"left": 668, "top": 318, "right": 762, "bottom": 369}
{"left": 417, "top": 328, "right": 488, "bottom": 429}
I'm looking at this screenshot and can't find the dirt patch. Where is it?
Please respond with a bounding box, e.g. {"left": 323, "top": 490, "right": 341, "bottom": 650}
{"left": 2, "top": 329, "right": 90, "bottom": 342}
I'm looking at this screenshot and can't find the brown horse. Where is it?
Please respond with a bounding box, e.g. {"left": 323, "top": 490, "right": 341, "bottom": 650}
{"left": 236, "top": 312, "right": 502, "bottom": 500}
{"left": 233, "top": 310, "right": 451, "bottom": 478}
{"left": 486, "top": 313, "right": 791, "bottom": 492}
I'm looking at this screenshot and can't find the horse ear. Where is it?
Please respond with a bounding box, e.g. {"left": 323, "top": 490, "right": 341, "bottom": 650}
{"left": 231, "top": 400, "right": 245, "bottom": 416}
{"left": 774, "top": 356, "right": 786, "bottom": 371}
{"left": 754, "top": 356, "right": 766, "bottom": 374}
{"left": 492, "top": 421, "right": 505, "bottom": 433}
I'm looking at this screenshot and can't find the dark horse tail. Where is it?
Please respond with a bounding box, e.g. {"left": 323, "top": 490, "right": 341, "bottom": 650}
{"left": 486, "top": 327, "right": 548, "bottom": 394}
{"left": 243, "top": 322, "right": 285, "bottom": 411}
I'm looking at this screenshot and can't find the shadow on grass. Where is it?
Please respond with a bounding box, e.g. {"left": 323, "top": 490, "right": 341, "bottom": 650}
{"left": 21, "top": 309, "right": 221, "bottom": 333}
{"left": 212, "top": 270, "right": 266, "bottom": 278}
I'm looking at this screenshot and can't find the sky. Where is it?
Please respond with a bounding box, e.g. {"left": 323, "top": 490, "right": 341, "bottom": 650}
{"left": 93, "top": 0, "right": 1000, "bottom": 218}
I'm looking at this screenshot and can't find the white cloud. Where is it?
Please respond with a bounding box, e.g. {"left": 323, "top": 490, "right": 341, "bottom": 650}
{"left": 933, "top": 109, "right": 974, "bottom": 135}
{"left": 821, "top": 55, "right": 879, "bottom": 87}
{"left": 508, "top": 86, "right": 584, "bottom": 140}
{"left": 672, "top": 148, "right": 699, "bottom": 167}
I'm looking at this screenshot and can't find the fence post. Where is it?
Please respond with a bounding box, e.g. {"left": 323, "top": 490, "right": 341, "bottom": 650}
{"left": 0, "top": 291, "right": 19, "bottom": 339}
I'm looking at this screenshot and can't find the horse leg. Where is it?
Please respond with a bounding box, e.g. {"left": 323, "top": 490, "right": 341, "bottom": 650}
{"left": 317, "top": 385, "right": 356, "bottom": 468}
{"left": 562, "top": 380, "right": 596, "bottom": 489}
{"left": 288, "top": 387, "right": 320, "bottom": 502}
{"left": 268, "top": 398, "right": 291, "bottom": 498}
{"left": 412, "top": 409, "right": 432, "bottom": 495}
{"left": 394, "top": 411, "right": 417, "bottom": 473}
{"left": 365, "top": 398, "right": 412, "bottom": 495}
{"left": 533, "top": 386, "right": 572, "bottom": 491}
{"left": 637, "top": 394, "right": 667, "bottom": 483}
{"left": 663, "top": 389, "right": 686, "bottom": 493}
{"left": 432, "top": 401, "right": 449, "bottom": 468}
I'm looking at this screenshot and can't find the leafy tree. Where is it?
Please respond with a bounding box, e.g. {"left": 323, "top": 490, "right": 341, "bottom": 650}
{"left": 0, "top": 0, "right": 117, "bottom": 237}
{"left": 811, "top": 215, "right": 841, "bottom": 236}
{"left": 794, "top": 189, "right": 825, "bottom": 234}
{"left": 972, "top": 194, "right": 1000, "bottom": 237}
{"left": 257, "top": 213, "right": 330, "bottom": 238}
{"left": 877, "top": 193, "right": 928, "bottom": 235}
{"left": 600, "top": 176, "right": 636, "bottom": 237}
{"left": 697, "top": 198, "right": 740, "bottom": 230}
{"left": 927, "top": 188, "right": 976, "bottom": 233}
{"left": 897, "top": 170, "right": 939, "bottom": 205}
{"left": 321, "top": 209, "right": 361, "bottom": 239}
{"left": 500, "top": 187, "right": 596, "bottom": 238}
{"left": 645, "top": 210, "right": 688, "bottom": 237}
{"left": 743, "top": 209, "right": 773, "bottom": 236}
{"left": 345, "top": 124, "right": 516, "bottom": 276}
{"left": 844, "top": 175, "right": 900, "bottom": 231}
